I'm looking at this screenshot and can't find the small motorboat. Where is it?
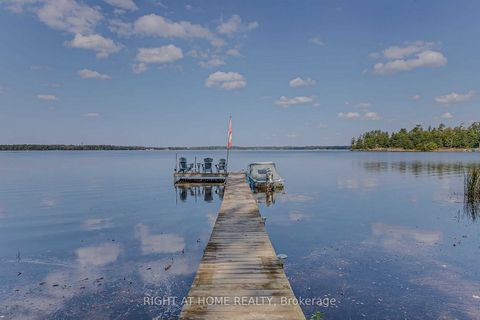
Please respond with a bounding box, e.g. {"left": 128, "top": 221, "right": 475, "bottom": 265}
{"left": 246, "top": 162, "right": 284, "bottom": 190}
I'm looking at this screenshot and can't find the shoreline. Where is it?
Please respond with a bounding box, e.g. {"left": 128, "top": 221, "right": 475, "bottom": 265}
{"left": 0, "top": 146, "right": 478, "bottom": 152}
{"left": 352, "top": 148, "right": 479, "bottom": 153}
{"left": 0, "top": 145, "right": 349, "bottom": 152}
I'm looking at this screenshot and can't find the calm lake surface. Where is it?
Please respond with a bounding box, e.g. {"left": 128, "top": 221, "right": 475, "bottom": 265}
{"left": 0, "top": 151, "right": 479, "bottom": 319}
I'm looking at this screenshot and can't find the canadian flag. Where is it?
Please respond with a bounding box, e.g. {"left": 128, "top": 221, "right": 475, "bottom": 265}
{"left": 227, "top": 117, "right": 233, "bottom": 149}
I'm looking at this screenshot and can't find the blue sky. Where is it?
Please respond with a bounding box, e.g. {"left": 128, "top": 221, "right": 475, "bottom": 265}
{"left": 0, "top": 0, "right": 478, "bottom": 146}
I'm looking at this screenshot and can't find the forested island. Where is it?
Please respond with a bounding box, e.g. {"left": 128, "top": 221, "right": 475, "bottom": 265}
{"left": 351, "top": 123, "right": 480, "bottom": 151}
{"left": 0, "top": 145, "right": 349, "bottom": 151}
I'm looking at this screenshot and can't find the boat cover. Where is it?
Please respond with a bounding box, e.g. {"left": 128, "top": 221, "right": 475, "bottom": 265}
{"left": 247, "top": 162, "right": 283, "bottom": 182}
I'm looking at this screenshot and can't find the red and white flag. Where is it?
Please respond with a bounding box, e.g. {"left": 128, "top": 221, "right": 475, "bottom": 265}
{"left": 227, "top": 117, "right": 233, "bottom": 149}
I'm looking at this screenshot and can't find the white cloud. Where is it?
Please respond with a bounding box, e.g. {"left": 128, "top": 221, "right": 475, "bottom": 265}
{"left": 338, "top": 112, "right": 360, "bottom": 119}
{"left": 189, "top": 48, "right": 209, "bottom": 59}
{"left": 36, "top": 0, "right": 102, "bottom": 34}
{"left": 356, "top": 102, "right": 372, "bottom": 109}
{"left": 120, "top": 14, "right": 224, "bottom": 47}
{"left": 217, "top": 14, "right": 258, "bottom": 36}
{"left": 372, "top": 41, "right": 447, "bottom": 74}
{"left": 132, "top": 63, "right": 147, "bottom": 74}
{"left": 83, "top": 112, "right": 99, "bottom": 117}
{"left": 66, "top": 33, "right": 122, "bottom": 58}
{"left": 363, "top": 111, "right": 381, "bottom": 120}
{"left": 217, "top": 15, "right": 240, "bottom": 35}
{"left": 37, "top": 94, "right": 58, "bottom": 101}
{"left": 373, "top": 50, "right": 447, "bottom": 74}
{"left": 185, "top": 4, "right": 193, "bottom": 11}
{"left": 205, "top": 71, "right": 246, "bottom": 90}
{"left": 247, "top": 21, "right": 259, "bottom": 30}
{"left": 275, "top": 96, "right": 314, "bottom": 107}
{"left": 289, "top": 77, "right": 316, "bottom": 87}
{"left": 137, "top": 45, "right": 183, "bottom": 62}
{"left": 411, "top": 94, "right": 421, "bottom": 101}
{"left": 113, "top": 8, "right": 126, "bottom": 15}
{"left": 441, "top": 112, "right": 453, "bottom": 119}
{"left": 5, "top": 1, "right": 128, "bottom": 59}
{"left": 108, "top": 18, "right": 132, "bottom": 36}
{"left": 338, "top": 110, "right": 381, "bottom": 120}
{"left": 199, "top": 57, "right": 225, "bottom": 68}
{"left": 104, "top": 0, "right": 137, "bottom": 11}
{"left": 133, "top": 45, "right": 183, "bottom": 73}
{"left": 226, "top": 48, "right": 241, "bottom": 56}
{"left": 435, "top": 91, "right": 475, "bottom": 104}
{"left": 78, "top": 69, "right": 111, "bottom": 80}
{"left": 382, "top": 41, "right": 434, "bottom": 59}
{"left": 153, "top": 0, "right": 167, "bottom": 8}
{"left": 309, "top": 37, "right": 324, "bottom": 46}
{"left": 3, "top": 0, "right": 40, "bottom": 13}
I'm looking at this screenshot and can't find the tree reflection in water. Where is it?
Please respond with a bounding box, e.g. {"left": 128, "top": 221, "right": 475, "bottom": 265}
{"left": 362, "top": 160, "right": 480, "bottom": 221}
{"left": 362, "top": 160, "right": 479, "bottom": 177}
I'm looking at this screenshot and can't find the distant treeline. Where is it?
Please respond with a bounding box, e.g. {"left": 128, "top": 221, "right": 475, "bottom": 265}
{"left": 187, "top": 146, "right": 349, "bottom": 150}
{"left": 351, "top": 123, "right": 480, "bottom": 151}
{"left": 0, "top": 144, "right": 149, "bottom": 151}
{"left": 0, "top": 144, "right": 349, "bottom": 151}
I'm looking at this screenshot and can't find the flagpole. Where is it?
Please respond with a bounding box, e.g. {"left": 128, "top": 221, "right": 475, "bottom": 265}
{"left": 226, "top": 146, "right": 229, "bottom": 173}
{"left": 226, "top": 116, "right": 231, "bottom": 173}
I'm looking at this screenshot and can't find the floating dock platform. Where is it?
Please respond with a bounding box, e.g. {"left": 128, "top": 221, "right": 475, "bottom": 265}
{"left": 180, "top": 172, "right": 305, "bottom": 319}
{"left": 174, "top": 172, "right": 228, "bottom": 184}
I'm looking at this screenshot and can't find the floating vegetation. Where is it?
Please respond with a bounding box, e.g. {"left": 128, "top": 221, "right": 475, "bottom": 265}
{"left": 310, "top": 311, "right": 324, "bottom": 320}
{"left": 464, "top": 166, "right": 480, "bottom": 220}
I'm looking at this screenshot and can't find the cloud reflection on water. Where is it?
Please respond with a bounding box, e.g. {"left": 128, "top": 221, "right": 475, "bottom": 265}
{"left": 288, "top": 211, "right": 311, "bottom": 222}
{"left": 40, "top": 198, "right": 57, "bottom": 208}
{"left": 337, "top": 177, "right": 379, "bottom": 190}
{"left": 371, "top": 223, "right": 441, "bottom": 254}
{"left": 278, "top": 193, "right": 315, "bottom": 202}
{"left": 139, "top": 257, "right": 194, "bottom": 285}
{"left": 412, "top": 268, "right": 480, "bottom": 318}
{"left": 2, "top": 241, "right": 121, "bottom": 320}
{"left": 82, "top": 218, "right": 113, "bottom": 231}
{"left": 76, "top": 242, "right": 121, "bottom": 267}
{"left": 134, "top": 224, "right": 185, "bottom": 255}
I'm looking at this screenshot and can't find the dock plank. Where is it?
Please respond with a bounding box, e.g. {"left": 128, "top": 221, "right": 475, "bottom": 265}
{"left": 180, "top": 173, "right": 305, "bottom": 320}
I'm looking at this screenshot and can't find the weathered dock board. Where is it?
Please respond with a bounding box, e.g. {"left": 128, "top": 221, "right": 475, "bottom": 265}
{"left": 180, "top": 173, "right": 305, "bottom": 320}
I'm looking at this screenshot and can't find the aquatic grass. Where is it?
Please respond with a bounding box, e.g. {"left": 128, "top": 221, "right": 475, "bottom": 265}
{"left": 464, "top": 166, "right": 480, "bottom": 220}
{"left": 309, "top": 311, "right": 324, "bottom": 320}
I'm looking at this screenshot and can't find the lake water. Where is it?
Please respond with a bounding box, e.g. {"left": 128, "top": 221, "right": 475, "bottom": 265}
{"left": 0, "top": 151, "right": 479, "bottom": 319}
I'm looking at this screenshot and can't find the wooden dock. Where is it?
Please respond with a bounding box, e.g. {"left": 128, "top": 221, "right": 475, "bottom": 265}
{"left": 180, "top": 173, "right": 305, "bottom": 320}
{"left": 174, "top": 172, "right": 228, "bottom": 184}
